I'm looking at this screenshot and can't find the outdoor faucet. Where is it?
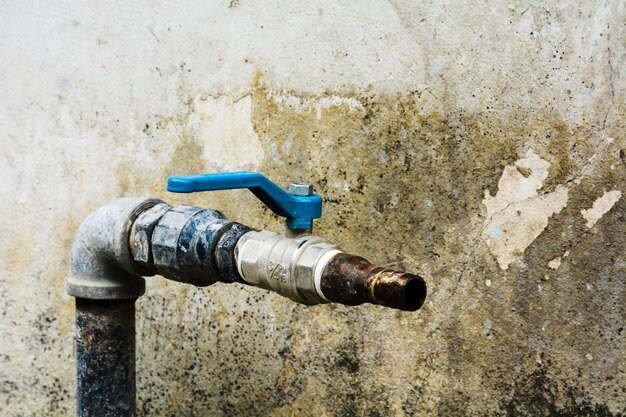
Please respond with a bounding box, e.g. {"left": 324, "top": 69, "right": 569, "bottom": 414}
{"left": 66, "top": 171, "right": 427, "bottom": 417}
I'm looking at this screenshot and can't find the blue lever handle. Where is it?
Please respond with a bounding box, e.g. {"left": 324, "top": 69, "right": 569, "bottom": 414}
{"left": 167, "top": 171, "right": 322, "bottom": 230}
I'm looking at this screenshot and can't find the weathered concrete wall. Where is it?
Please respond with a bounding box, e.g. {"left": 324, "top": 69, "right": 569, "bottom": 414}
{"left": 1, "top": 1, "right": 624, "bottom": 416}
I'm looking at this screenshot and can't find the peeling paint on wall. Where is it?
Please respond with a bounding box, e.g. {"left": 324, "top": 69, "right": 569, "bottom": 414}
{"left": 548, "top": 257, "right": 562, "bottom": 270}
{"left": 580, "top": 190, "right": 622, "bottom": 229}
{"left": 482, "top": 149, "right": 569, "bottom": 270}
{"left": 266, "top": 90, "right": 364, "bottom": 120}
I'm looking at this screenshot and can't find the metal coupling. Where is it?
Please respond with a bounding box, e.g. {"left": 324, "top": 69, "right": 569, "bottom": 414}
{"left": 129, "top": 203, "right": 253, "bottom": 286}
{"left": 236, "top": 230, "right": 341, "bottom": 305}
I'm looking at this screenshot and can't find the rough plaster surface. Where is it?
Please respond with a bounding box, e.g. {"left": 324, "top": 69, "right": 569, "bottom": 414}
{"left": 1, "top": 1, "right": 625, "bottom": 416}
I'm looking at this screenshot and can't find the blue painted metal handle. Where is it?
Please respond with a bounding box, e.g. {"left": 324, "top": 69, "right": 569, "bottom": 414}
{"left": 167, "top": 172, "right": 322, "bottom": 229}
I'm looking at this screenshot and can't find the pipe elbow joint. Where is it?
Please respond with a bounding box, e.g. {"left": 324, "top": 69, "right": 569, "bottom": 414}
{"left": 67, "top": 198, "right": 163, "bottom": 300}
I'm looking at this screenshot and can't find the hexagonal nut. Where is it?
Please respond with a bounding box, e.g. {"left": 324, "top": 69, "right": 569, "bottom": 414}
{"left": 151, "top": 205, "right": 203, "bottom": 280}
{"left": 294, "top": 241, "right": 338, "bottom": 304}
{"left": 129, "top": 203, "right": 172, "bottom": 268}
{"left": 288, "top": 182, "right": 313, "bottom": 196}
{"left": 237, "top": 230, "right": 276, "bottom": 287}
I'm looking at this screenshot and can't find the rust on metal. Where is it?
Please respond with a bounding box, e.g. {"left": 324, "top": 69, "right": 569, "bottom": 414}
{"left": 320, "top": 253, "right": 426, "bottom": 311}
{"left": 76, "top": 298, "right": 136, "bottom": 417}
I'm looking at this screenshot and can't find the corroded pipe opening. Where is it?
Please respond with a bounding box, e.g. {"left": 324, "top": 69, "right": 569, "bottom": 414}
{"left": 320, "top": 253, "right": 427, "bottom": 311}
{"left": 401, "top": 275, "right": 427, "bottom": 311}
{"left": 367, "top": 268, "right": 427, "bottom": 311}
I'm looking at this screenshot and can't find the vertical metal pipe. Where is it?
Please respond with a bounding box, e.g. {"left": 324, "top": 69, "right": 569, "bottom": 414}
{"left": 75, "top": 298, "right": 136, "bottom": 417}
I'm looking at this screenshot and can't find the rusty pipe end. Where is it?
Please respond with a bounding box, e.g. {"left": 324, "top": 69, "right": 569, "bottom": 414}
{"left": 367, "top": 269, "right": 426, "bottom": 311}
{"left": 320, "top": 253, "right": 427, "bottom": 312}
